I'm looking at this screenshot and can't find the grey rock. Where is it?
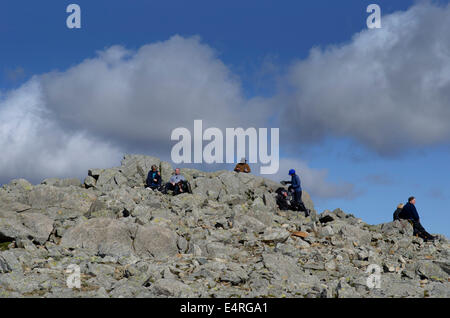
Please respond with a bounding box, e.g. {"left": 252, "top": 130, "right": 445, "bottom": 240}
{"left": 261, "top": 228, "right": 290, "bottom": 244}
{"left": 151, "top": 278, "right": 193, "bottom": 297}
{"left": 0, "top": 154, "right": 448, "bottom": 298}
{"left": 133, "top": 225, "right": 179, "bottom": 259}
{"left": 416, "top": 261, "right": 448, "bottom": 281}
{"left": 61, "top": 218, "right": 134, "bottom": 258}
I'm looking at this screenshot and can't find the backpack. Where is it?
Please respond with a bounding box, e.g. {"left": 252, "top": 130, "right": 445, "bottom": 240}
{"left": 276, "top": 187, "right": 288, "bottom": 196}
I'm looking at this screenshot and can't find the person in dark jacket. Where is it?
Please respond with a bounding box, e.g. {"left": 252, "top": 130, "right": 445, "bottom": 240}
{"left": 146, "top": 165, "right": 162, "bottom": 190}
{"left": 398, "top": 196, "right": 435, "bottom": 241}
{"left": 275, "top": 188, "right": 290, "bottom": 211}
{"left": 393, "top": 203, "right": 404, "bottom": 221}
{"left": 285, "top": 169, "right": 302, "bottom": 206}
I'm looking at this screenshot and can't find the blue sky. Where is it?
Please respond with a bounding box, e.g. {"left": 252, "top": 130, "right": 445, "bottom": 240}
{"left": 0, "top": 0, "right": 449, "bottom": 236}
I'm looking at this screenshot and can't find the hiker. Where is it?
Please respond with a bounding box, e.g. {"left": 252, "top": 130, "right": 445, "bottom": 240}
{"left": 146, "top": 165, "right": 162, "bottom": 190}
{"left": 284, "top": 169, "right": 302, "bottom": 207}
{"left": 393, "top": 203, "right": 404, "bottom": 221}
{"left": 275, "top": 185, "right": 310, "bottom": 216}
{"left": 234, "top": 157, "right": 251, "bottom": 173}
{"left": 163, "top": 168, "right": 191, "bottom": 195}
{"left": 398, "top": 196, "right": 435, "bottom": 241}
{"left": 275, "top": 187, "right": 290, "bottom": 211}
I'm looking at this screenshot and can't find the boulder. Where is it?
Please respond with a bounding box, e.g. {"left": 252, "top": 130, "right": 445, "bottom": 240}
{"left": 133, "top": 224, "right": 179, "bottom": 259}
{"left": 0, "top": 211, "right": 53, "bottom": 245}
{"left": 41, "top": 178, "right": 81, "bottom": 187}
{"left": 151, "top": 278, "right": 193, "bottom": 297}
{"left": 18, "top": 212, "right": 54, "bottom": 245}
{"left": 60, "top": 218, "right": 134, "bottom": 258}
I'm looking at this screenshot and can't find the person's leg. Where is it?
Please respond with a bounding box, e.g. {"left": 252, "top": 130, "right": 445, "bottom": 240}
{"left": 292, "top": 191, "right": 298, "bottom": 204}
{"left": 412, "top": 220, "right": 434, "bottom": 241}
{"left": 163, "top": 182, "right": 174, "bottom": 193}
{"left": 173, "top": 182, "right": 182, "bottom": 195}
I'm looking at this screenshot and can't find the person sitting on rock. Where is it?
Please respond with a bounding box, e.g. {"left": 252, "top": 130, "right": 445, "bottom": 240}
{"left": 393, "top": 203, "right": 404, "bottom": 221}
{"left": 234, "top": 157, "right": 251, "bottom": 173}
{"left": 146, "top": 165, "right": 162, "bottom": 190}
{"left": 163, "top": 168, "right": 190, "bottom": 195}
{"left": 398, "top": 196, "right": 435, "bottom": 242}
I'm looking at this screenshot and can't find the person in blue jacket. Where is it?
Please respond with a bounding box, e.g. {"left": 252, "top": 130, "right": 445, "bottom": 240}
{"left": 146, "top": 165, "right": 162, "bottom": 190}
{"left": 398, "top": 196, "right": 435, "bottom": 241}
{"left": 285, "top": 169, "right": 302, "bottom": 206}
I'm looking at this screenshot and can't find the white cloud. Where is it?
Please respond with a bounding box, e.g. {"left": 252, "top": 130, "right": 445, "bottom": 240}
{"left": 0, "top": 35, "right": 355, "bottom": 200}
{"left": 280, "top": 2, "right": 450, "bottom": 154}
{"left": 40, "top": 35, "right": 270, "bottom": 152}
{"left": 0, "top": 80, "right": 122, "bottom": 184}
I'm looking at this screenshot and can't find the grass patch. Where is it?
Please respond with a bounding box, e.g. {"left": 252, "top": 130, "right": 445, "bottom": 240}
{"left": 0, "top": 241, "right": 13, "bottom": 251}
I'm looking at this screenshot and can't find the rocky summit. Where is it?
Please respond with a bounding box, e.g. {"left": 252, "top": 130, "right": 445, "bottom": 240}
{"left": 0, "top": 155, "right": 448, "bottom": 298}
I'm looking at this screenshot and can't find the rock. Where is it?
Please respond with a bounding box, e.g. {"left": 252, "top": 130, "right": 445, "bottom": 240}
{"left": 133, "top": 225, "right": 179, "bottom": 259}
{"left": 41, "top": 178, "right": 81, "bottom": 187}
{"left": 0, "top": 154, "right": 448, "bottom": 298}
{"left": 60, "top": 218, "right": 134, "bottom": 258}
{"left": 0, "top": 211, "right": 53, "bottom": 245}
{"left": 416, "top": 261, "right": 448, "bottom": 282}
{"left": 151, "top": 278, "right": 193, "bottom": 297}
{"left": 320, "top": 225, "right": 335, "bottom": 237}
{"left": 95, "top": 168, "right": 123, "bottom": 190}
{"left": 319, "top": 212, "right": 335, "bottom": 224}
{"left": 19, "top": 212, "right": 54, "bottom": 245}
{"left": 84, "top": 176, "right": 97, "bottom": 188}
{"left": 0, "top": 251, "right": 21, "bottom": 273}
{"left": 336, "top": 279, "right": 361, "bottom": 298}
{"left": 381, "top": 220, "right": 413, "bottom": 237}
{"left": 7, "top": 179, "right": 34, "bottom": 191}
{"left": 232, "top": 214, "right": 266, "bottom": 233}
{"left": 261, "top": 228, "right": 290, "bottom": 244}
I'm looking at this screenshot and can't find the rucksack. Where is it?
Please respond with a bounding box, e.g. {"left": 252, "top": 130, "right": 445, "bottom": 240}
{"left": 276, "top": 187, "right": 288, "bottom": 196}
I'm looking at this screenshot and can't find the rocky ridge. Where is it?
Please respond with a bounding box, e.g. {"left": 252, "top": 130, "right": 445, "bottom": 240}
{"left": 0, "top": 155, "right": 448, "bottom": 298}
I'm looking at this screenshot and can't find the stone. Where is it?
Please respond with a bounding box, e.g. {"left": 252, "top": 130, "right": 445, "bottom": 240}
{"left": 261, "top": 228, "right": 290, "bottom": 244}
{"left": 84, "top": 176, "right": 97, "bottom": 188}
{"left": 133, "top": 225, "right": 179, "bottom": 259}
{"left": 416, "top": 261, "right": 448, "bottom": 281}
{"left": 320, "top": 225, "right": 335, "bottom": 237}
{"left": 151, "top": 278, "right": 193, "bottom": 297}
{"left": 60, "top": 218, "right": 134, "bottom": 258}
{"left": 18, "top": 212, "right": 54, "bottom": 245}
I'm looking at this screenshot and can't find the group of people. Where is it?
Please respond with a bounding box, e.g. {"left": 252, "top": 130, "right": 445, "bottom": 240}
{"left": 146, "top": 166, "right": 191, "bottom": 195}
{"left": 147, "top": 162, "right": 437, "bottom": 242}
{"left": 393, "top": 196, "right": 436, "bottom": 242}
{"left": 147, "top": 160, "right": 309, "bottom": 215}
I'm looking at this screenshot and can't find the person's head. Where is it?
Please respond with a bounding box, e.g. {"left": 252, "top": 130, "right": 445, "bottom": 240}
{"left": 151, "top": 165, "right": 157, "bottom": 171}
{"left": 397, "top": 203, "right": 404, "bottom": 209}
{"left": 289, "top": 169, "right": 296, "bottom": 176}
{"left": 175, "top": 168, "right": 180, "bottom": 175}
{"left": 240, "top": 157, "right": 246, "bottom": 164}
{"left": 408, "top": 196, "right": 416, "bottom": 205}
